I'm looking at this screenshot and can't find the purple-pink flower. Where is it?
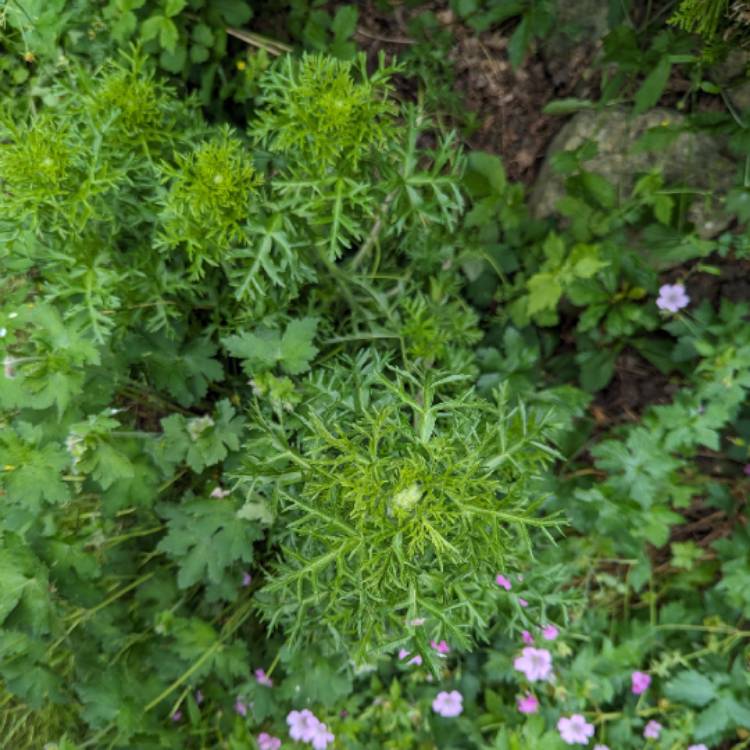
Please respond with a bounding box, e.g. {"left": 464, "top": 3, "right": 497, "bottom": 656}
{"left": 432, "top": 690, "right": 463, "bottom": 717}
{"left": 522, "top": 629, "right": 534, "bottom": 644}
{"left": 255, "top": 668, "right": 273, "bottom": 687}
{"left": 687, "top": 745, "right": 708, "bottom": 750}
{"left": 517, "top": 693, "right": 539, "bottom": 714}
{"left": 496, "top": 574, "right": 512, "bottom": 590}
{"left": 542, "top": 625, "right": 559, "bottom": 641}
{"left": 644, "top": 720, "right": 662, "bottom": 739}
{"left": 257, "top": 732, "right": 282, "bottom": 750}
{"left": 513, "top": 647, "right": 553, "bottom": 682}
{"left": 398, "top": 648, "right": 423, "bottom": 666}
{"left": 557, "top": 714, "right": 595, "bottom": 745}
{"left": 242, "top": 571, "right": 253, "bottom": 587}
{"left": 593, "top": 745, "right": 611, "bottom": 750}
{"left": 287, "top": 709, "right": 320, "bottom": 742}
{"left": 310, "top": 721, "right": 335, "bottom": 749}
{"left": 631, "top": 671, "right": 651, "bottom": 695}
{"left": 430, "top": 639, "right": 450, "bottom": 655}
{"left": 656, "top": 283, "right": 689, "bottom": 313}
{"left": 171, "top": 710, "right": 182, "bottom": 722}
{"left": 518, "top": 598, "right": 529, "bottom": 608}
{"left": 235, "top": 698, "right": 248, "bottom": 716}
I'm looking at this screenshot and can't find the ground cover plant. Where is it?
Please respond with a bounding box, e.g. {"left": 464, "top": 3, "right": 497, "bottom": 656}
{"left": 1, "top": 1, "right": 749, "bottom": 749}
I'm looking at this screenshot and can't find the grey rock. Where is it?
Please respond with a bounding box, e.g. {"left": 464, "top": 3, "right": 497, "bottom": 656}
{"left": 530, "top": 108, "right": 737, "bottom": 238}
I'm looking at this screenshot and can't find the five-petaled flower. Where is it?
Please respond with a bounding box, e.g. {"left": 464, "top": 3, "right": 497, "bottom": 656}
{"left": 430, "top": 639, "right": 450, "bottom": 655}
{"left": 542, "top": 625, "right": 559, "bottom": 641}
{"left": 513, "top": 647, "right": 553, "bottom": 682}
{"left": 517, "top": 693, "right": 539, "bottom": 714}
{"left": 656, "top": 283, "right": 689, "bottom": 313}
{"left": 432, "top": 690, "right": 463, "bottom": 717}
{"left": 287, "top": 709, "right": 320, "bottom": 742}
{"left": 257, "top": 732, "right": 282, "bottom": 750}
{"left": 643, "top": 720, "right": 662, "bottom": 739}
{"left": 631, "top": 671, "right": 651, "bottom": 695}
{"left": 557, "top": 714, "right": 595, "bottom": 745}
{"left": 496, "top": 574, "right": 512, "bottom": 590}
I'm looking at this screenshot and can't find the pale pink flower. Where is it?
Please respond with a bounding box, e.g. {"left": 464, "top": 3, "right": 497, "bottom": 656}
{"left": 408, "top": 617, "right": 426, "bottom": 626}
{"left": 309, "top": 721, "right": 335, "bottom": 749}
{"left": 257, "top": 733, "right": 282, "bottom": 750}
{"left": 514, "top": 647, "right": 553, "bottom": 682}
{"left": 242, "top": 572, "right": 253, "bottom": 587}
{"left": 432, "top": 690, "right": 463, "bottom": 717}
{"left": 656, "top": 283, "right": 689, "bottom": 313}
{"left": 519, "top": 597, "right": 529, "bottom": 608}
{"left": 542, "top": 625, "right": 559, "bottom": 641}
{"left": 255, "top": 668, "right": 273, "bottom": 687}
{"left": 643, "top": 720, "right": 662, "bottom": 739}
{"left": 593, "top": 745, "right": 610, "bottom": 750}
{"left": 210, "top": 485, "right": 231, "bottom": 498}
{"left": 287, "top": 709, "right": 320, "bottom": 741}
{"left": 496, "top": 574, "right": 512, "bottom": 590}
{"left": 557, "top": 714, "right": 595, "bottom": 745}
{"left": 234, "top": 698, "right": 248, "bottom": 716}
{"left": 398, "top": 649, "right": 422, "bottom": 665}
{"left": 687, "top": 745, "right": 708, "bottom": 750}
{"left": 522, "top": 629, "right": 534, "bottom": 644}
{"left": 171, "top": 710, "right": 182, "bottom": 722}
{"left": 430, "top": 639, "right": 450, "bottom": 655}
{"left": 517, "top": 693, "right": 539, "bottom": 714}
{"left": 631, "top": 671, "right": 651, "bottom": 695}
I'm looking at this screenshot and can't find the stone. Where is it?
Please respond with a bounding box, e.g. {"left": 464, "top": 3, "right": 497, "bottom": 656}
{"left": 530, "top": 107, "right": 737, "bottom": 238}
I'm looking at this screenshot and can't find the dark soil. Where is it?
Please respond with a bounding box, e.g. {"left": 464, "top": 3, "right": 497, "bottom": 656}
{"left": 352, "top": 1, "right": 598, "bottom": 184}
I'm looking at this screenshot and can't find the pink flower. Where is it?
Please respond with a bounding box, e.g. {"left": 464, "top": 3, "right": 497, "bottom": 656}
{"left": 171, "top": 710, "right": 182, "bottom": 722}
{"left": 210, "top": 485, "right": 231, "bottom": 498}
{"left": 517, "top": 693, "right": 539, "bottom": 714}
{"left": 242, "top": 572, "right": 253, "bottom": 587}
{"left": 688, "top": 745, "right": 708, "bottom": 750}
{"left": 519, "top": 597, "right": 529, "bottom": 608}
{"left": 514, "top": 647, "right": 553, "bottom": 682}
{"left": 643, "top": 720, "right": 662, "bottom": 739}
{"left": 522, "top": 630, "right": 534, "bottom": 644}
{"left": 430, "top": 639, "right": 450, "bottom": 655}
{"left": 432, "top": 690, "right": 463, "bottom": 717}
{"left": 287, "top": 709, "right": 320, "bottom": 742}
{"left": 593, "top": 745, "right": 611, "bottom": 750}
{"left": 257, "top": 733, "right": 282, "bottom": 750}
{"left": 255, "top": 668, "right": 273, "bottom": 687}
{"left": 496, "top": 574, "right": 512, "bottom": 590}
{"left": 557, "top": 714, "right": 595, "bottom": 745}
{"left": 542, "top": 625, "right": 559, "bottom": 641}
{"left": 408, "top": 617, "right": 426, "bottom": 626}
{"left": 309, "top": 722, "right": 335, "bottom": 750}
{"left": 656, "top": 283, "right": 689, "bottom": 313}
{"left": 235, "top": 698, "right": 248, "bottom": 716}
{"left": 631, "top": 671, "right": 651, "bottom": 695}
{"left": 398, "top": 649, "right": 422, "bottom": 665}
